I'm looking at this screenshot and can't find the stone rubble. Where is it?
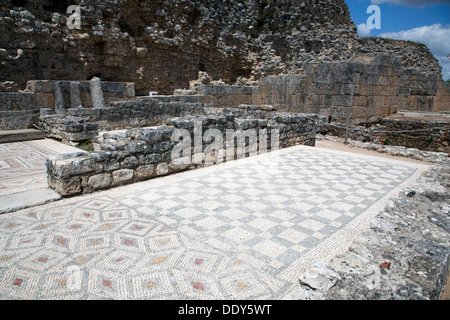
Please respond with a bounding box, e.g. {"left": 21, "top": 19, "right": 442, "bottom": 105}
{"left": 317, "top": 134, "right": 449, "bottom": 162}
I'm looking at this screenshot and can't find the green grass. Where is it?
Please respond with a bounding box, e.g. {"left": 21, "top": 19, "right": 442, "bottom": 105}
{"left": 77, "top": 140, "right": 94, "bottom": 152}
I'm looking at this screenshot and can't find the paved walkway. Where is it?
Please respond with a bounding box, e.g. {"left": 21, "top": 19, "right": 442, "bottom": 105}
{"left": 0, "top": 143, "right": 429, "bottom": 299}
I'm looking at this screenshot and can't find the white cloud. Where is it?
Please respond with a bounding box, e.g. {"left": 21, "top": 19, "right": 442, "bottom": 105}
{"left": 379, "top": 24, "right": 450, "bottom": 80}
{"left": 357, "top": 23, "right": 372, "bottom": 37}
{"left": 372, "top": 0, "right": 450, "bottom": 7}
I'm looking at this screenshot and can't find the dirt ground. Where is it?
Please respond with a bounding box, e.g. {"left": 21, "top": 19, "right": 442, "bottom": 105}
{"left": 441, "top": 270, "right": 450, "bottom": 300}
{"left": 387, "top": 113, "right": 450, "bottom": 123}
{"left": 315, "top": 140, "right": 432, "bottom": 165}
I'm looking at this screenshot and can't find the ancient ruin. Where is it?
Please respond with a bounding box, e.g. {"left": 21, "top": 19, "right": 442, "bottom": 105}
{"left": 0, "top": 0, "right": 448, "bottom": 302}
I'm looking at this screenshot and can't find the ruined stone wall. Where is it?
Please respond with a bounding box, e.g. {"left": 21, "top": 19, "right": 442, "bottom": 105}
{"left": 356, "top": 37, "right": 442, "bottom": 76}
{"left": 251, "top": 57, "right": 449, "bottom": 124}
{"left": 376, "top": 118, "right": 450, "bottom": 154}
{"left": 26, "top": 79, "right": 135, "bottom": 110}
{"left": 0, "top": 78, "right": 135, "bottom": 130}
{"left": 38, "top": 98, "right": 211, "bottom": 144}
{"left": 0, "top": 0, "right": 443, "bottom": 97}
{"left": 0, "top": 0, "right": 359, "bottom": 95}
{"left": 0, "top": 92, "right": 38, "bottom": 129}
{"left": 436, "top": 82, "right": 450, "bottom": 113}
{"left": 318, "top": 117, "right": 450, "bottom": 154}
{"left": 46, "top": 112, "right": 318, "bottom": 196}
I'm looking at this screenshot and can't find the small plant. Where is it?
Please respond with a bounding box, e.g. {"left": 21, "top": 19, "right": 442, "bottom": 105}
{"left": 77, "top": 140, "right": 94, "bottom": 152}
{"left": 383, "top": 138, "right": 390, "bottom": 145}
{"left": 424, "top": 135, "right": 434, "bottom": 146}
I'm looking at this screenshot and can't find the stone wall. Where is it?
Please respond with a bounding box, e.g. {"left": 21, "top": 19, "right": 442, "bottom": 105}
{"left": 46, "top": 112, "right": 319, "bottom": 196}
{"left": 436, "top": 82, "right": 450, "bottom": 113}
{"left": 38, "top": 114, "right": 99, "bottom": 144}
{"left": 38, "top": 98, "right": 211, "bottom": 144}
{"left": 199, "top": 84, "right": 256, "bottom": 108}
{"left": 0, "top": 78, "right": 136, "bottom": 130}
{"left": 0, "top": 92, "right": 38, "bottom": 129}
{"left": 171, "top": 57, "right": 449, "bottom": 126}
{"left": 376, "top": 118, "right": 450, "bottom": 154}
{"left": 318, "top": 117, "right": 450, "bottom": 154}
{"left": 25, "top": 79, "right": 135, "bottom": 110}
{"left": 356, "top": 37, "right": 442, "bottom": 76}
{"left": 251, "top": 57, "right": 449, "bottom": 124}
{"left": 0, "top": 0, "right": 443, "bottom": 96}
{"left": 221, "top": 104, "right": 278, "bottom": 120}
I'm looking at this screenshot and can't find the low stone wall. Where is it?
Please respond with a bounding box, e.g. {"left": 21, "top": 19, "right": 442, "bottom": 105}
{"left": 0, "top": 92, "right": 38, "bottom": 129}
{"left": 318, "top": 118, "right": 450, "bottom": 154}
{"left": 199, "top": 84, "right": 256, "bottom": 108}
{"left": 317, "top": 134, "right": 448, "bottom": 162}
{"left": 377, "top": 118, "right": 450, "bottom": 154}
{"left": 46, "top": 112, "right": 319, "bottom": 196}
{"left": 221, "top": 104, "right": 278, "bottom": 119}
{"left": 38, "top": 115, "right": 99, "bottom": 144}
{"left": 38, "top": 99, "right": 211, "bottom": 144}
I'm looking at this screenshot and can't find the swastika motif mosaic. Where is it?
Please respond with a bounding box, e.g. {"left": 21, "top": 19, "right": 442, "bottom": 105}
{"left": 0, "top": 140, "right": 80, "bottom": 196}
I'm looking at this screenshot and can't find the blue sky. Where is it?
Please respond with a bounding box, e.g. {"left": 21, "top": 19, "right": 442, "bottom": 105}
{"left": 344, "top": 0, "right": 450, "bottom": 80}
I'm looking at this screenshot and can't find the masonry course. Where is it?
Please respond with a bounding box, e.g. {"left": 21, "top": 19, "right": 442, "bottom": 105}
{"left": 46, "top": 112, "right": 319, "bottom": 196}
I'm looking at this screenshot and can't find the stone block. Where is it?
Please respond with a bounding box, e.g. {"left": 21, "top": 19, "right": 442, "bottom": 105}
{"left": 136, "top": 47, "right": 148, "bottom": 59}
{"left": 156, "top": 163, "right": 169, "bottom": 176}
{"left": 103, "top": 161, "right": 120, "bottom": 172}
{"left": 67, "top": 131, "right": 97, "bottom": 142}
{"left": 88, "top": 173, "right": 112, "bottom": 190}
{"left": 143, "top": 153, "right": 162, "bottom": 164}
{"left": 154, "top": 141, "right": 171, "bottom": 153}
{"left": 126, "top": 141, "right": 153, "bottom": 154}
{"left": 169, "top": 157, "right": 191, "bottom": 172}
{"left": 52, "top": 156, "right": 94, "bottom": 178}
{"left": 48, "top": 175, "right": 82, "bottom": 196}
{"left": 112, "top": 169, "right": 134, "bottom": 184}
{"left": 139, "top": 129, "right": 164, "bottom": 143}
{"left": 121, "top": 155, "right": 139, "bottom": 169}
{"left": 135, "top": 165, "right": 155, "bottom": 180}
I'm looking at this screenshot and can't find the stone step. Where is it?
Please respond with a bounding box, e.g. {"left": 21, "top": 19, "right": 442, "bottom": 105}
{"left": 0, "top": 188, "right": 62, "bottom": 215}
{"left": 0, "top": 128, "right": 45, "bottom": 144}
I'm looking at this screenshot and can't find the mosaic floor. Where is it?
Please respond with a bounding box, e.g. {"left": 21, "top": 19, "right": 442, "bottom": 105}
{"left": 0, "top": 145, "right": 428, "bottom": 299}
{"left": 0, "top": 140, "right": 80, "bottom": 196}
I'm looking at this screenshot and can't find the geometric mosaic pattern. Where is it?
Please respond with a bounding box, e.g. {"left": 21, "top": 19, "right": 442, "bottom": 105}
{"left": 0, "top": 140, "right": 80, "bottom": 196}
{"left": 0, "top": 145, "right": 428, "bottom": 299}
